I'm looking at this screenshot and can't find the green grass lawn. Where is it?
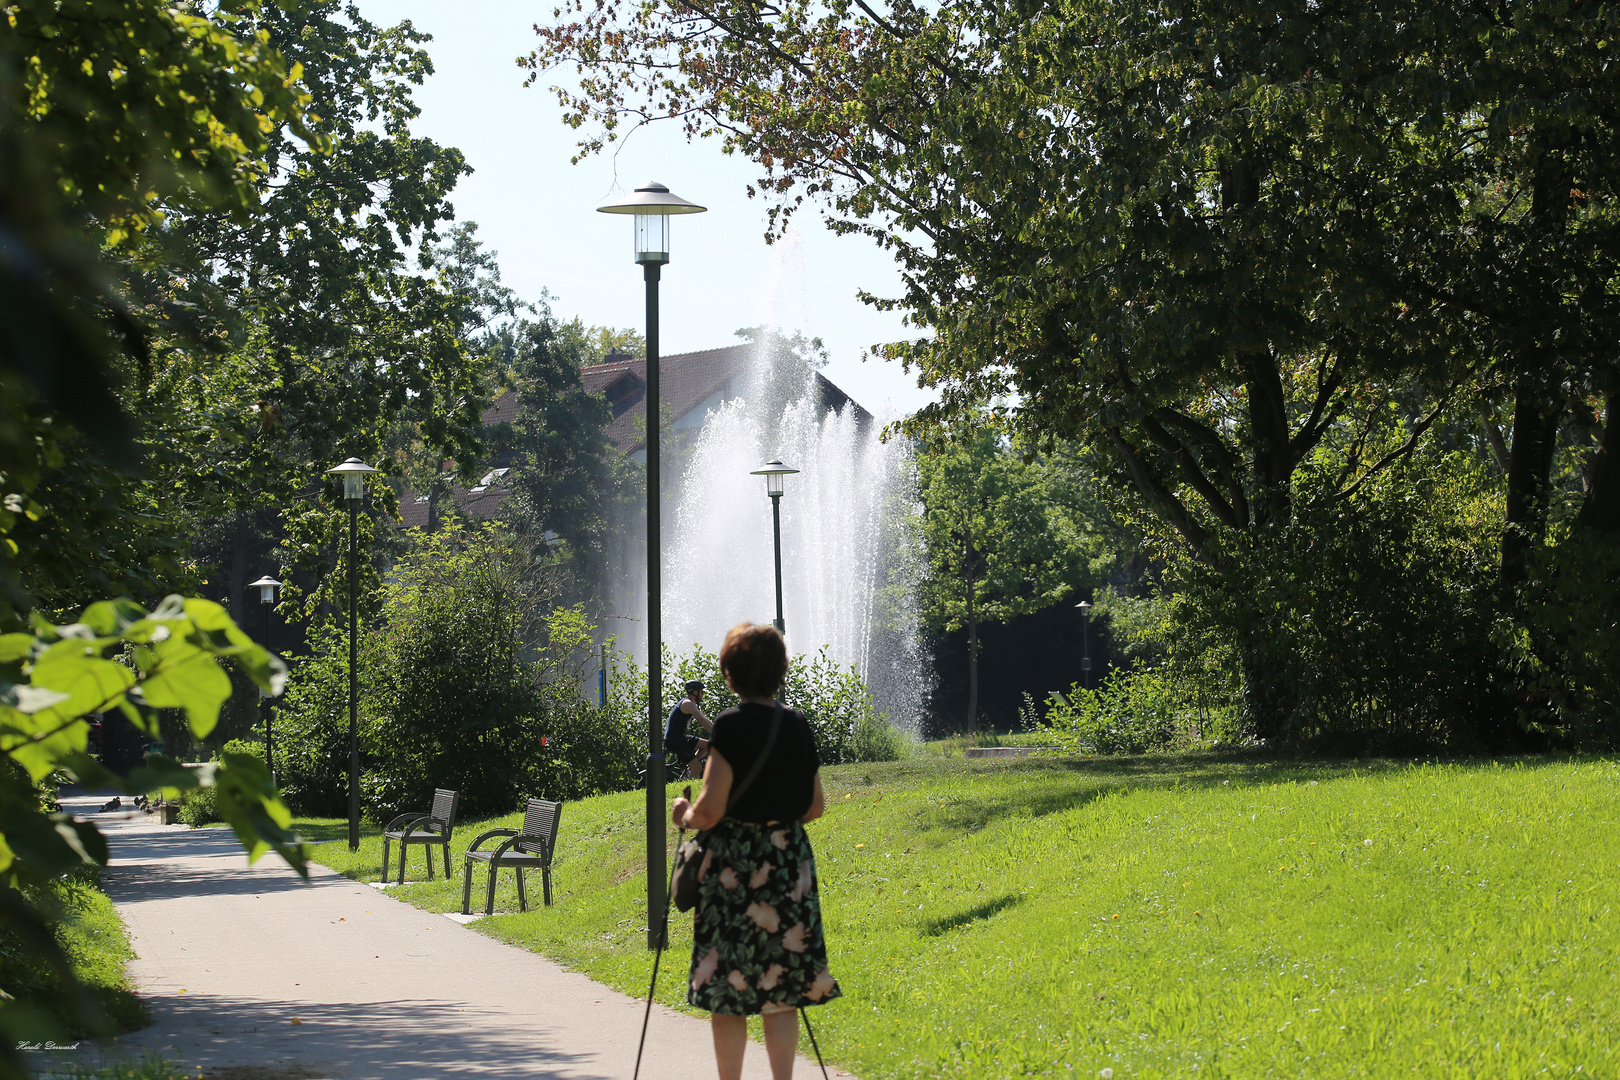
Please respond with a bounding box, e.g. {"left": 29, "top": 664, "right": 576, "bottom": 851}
{"left": 303, "top": 753, "right": 1619, "bottom": 1078}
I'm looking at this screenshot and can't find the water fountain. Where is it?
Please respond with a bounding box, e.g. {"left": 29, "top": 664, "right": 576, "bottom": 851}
{"left": 660, "top": 344, "right": 928, "bottom": 730}
{"left": 603, "top": 234, "right": 929, "bottom": 730}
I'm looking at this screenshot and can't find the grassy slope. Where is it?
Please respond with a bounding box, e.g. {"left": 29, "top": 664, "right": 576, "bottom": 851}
{"left": 306, "top": 754, "right": 1619, "bottom": 1078}
{"left": 10, "top": 876, "right": 151, "bottom": 1040}
{"left": 58, "top": 881, "right": 149, "bottom": 1036}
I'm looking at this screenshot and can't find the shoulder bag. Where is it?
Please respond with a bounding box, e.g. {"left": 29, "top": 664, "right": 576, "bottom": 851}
{"left": 671, "top": 701, "right": 783, "bottom": 912}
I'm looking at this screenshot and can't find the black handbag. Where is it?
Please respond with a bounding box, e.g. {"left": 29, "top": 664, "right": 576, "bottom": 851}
{"left": 671, "top": 701, "right": 783, "bottom": 913}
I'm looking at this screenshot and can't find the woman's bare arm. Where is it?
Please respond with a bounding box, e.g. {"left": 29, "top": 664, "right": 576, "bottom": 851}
{"left": 673, "top": 748, "right": 733, "bottom": 831}
{"left": 801, "top": 772, "right": 825, "bottom": 824}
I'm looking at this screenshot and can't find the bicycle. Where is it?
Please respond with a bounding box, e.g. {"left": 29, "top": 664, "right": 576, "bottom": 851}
{"left": 635, "top": 742, "right": 708, "bottom": 788}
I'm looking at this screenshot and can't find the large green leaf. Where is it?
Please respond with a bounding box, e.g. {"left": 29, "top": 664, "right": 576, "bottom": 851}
{"left": 134, "top": 635, "right": 233, "bottom": 739}
{"left": 29, "top": 640, "right": 136, "bottom": 721}
{"left": 182, "top": 598, "right": 288, "bottom": 695}
{"left": 4, "top": 641, "right": 139, "bottom": 779}
{"left": 206, "top": 755, "right": 309, "bottom": 876}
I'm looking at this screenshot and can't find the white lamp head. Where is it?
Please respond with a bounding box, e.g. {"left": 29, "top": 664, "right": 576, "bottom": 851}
{"left": 1076, "top": 600, "right": 1093, "bottom": 614}
{"left": 249, "top": 575, "right": 282, "bottom": 605}
{"left": 750, "top": 459, "right": 799, "bottom": 497}
{"left": 596, "top": 181, "right": 707, "bottom": 265}
{"left": 326, "top": 457, "right": 377, "bottom": 502}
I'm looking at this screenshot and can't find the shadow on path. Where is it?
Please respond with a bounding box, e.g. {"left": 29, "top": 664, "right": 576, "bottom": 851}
{"left": 51, "top": 994, "right": 614, "bottom": 1080}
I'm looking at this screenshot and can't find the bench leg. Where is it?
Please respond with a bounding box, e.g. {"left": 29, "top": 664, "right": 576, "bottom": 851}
{"left": 381, "top": 838, "right": 390, "bottom": 883}
{"left": 515, "top": 868, "right": 527, "bottom": 912}
{"left": 485, "top": 863, "right": 498, "bottom": 917}
{"left": 443, "top": 843, "right": 453, "bottom": 881}
{"left": 542, "top": 865, "right": 553, "bottom": 907}
{"left": 397, "top": 843, "right": 407, "bottom": 886}
{"left": 426, "top": 843, "right": 434, "bottom": 882}
{"left": 461, "top": 860, "right": 474, "bottom": 915}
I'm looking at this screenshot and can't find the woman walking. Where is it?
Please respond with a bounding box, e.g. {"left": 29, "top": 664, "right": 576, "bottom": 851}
{"left": 670, "top": 622, "right": 840, "bottom": 1080}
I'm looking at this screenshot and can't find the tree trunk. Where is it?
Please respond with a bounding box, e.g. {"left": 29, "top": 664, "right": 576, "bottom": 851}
{"left": 1577, "top": 391, "right": 1619, "bottom": 536}
{"left": 965, "top": 521, "right": 978, "bottom": 734}
{"left": 1239, "top": 635, "right": 1298, "bottom": 744}
{"left": 427, "top": 471, "right": 449, "bottom": 533}
{"left": 1240, "top": 349, "right": 1294, "bottom": 526}
{"left": 1502, "top": 130, "right": 1574, "bottom": 589}
{"left": 228, "top": 517, "right": 247, "bottom": 626}
{"left": 1501, "top": 373, "right": 1563, "bottom": 589}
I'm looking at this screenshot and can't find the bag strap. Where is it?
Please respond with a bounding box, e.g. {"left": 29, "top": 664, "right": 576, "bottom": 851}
{"left": 724, "top": 701, "right": 784, "bottom": 814}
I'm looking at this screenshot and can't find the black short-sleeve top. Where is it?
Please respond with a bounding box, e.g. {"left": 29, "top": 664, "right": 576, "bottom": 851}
{"left": 709, "top": 702, "right": 820, "bottom": 825}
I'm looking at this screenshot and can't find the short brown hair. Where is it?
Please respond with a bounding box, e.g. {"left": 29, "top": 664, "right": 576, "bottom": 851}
{"left": 719, "top": 623, "right": 788, "bottom": 698}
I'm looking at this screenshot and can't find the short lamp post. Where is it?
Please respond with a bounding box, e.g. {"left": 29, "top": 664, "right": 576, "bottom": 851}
{"left": 248, "top": 575, "right": 282, "bottom": 781}
{"left": 1076, "top": 600, "right": 1094, "bottom": 691}
{"left": 749, "top": 460, "right": 799, "bottom": 635}
{"left": 597, "top": 181, "right": 706, "bottom": 950}
{"left": 327, "top": 456, "right": 376, "bottom": 852}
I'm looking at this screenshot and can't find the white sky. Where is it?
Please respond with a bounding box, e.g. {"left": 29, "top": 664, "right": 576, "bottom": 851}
{"left": 362, "top": 0, "right": 937, "bottom": 417}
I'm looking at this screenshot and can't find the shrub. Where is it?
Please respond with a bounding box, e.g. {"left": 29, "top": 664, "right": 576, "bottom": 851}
{"left": 1039, "top": 667, "right": 1187, "bottom": 755}
{"left": 219, "top": 738, "right": 265, "bottom": 762}
{"left": 1089, "top": 590, "right": 1243, "bottom": 741}
{"left": 1177, "top": 447, "right": 1506, "bottom": 749}
{"left": 175, "top": 786, "right": 217, "bottom": 827}
{"left": 1511, "top": 529, "right": 1620, "bottom": 748}
{"left": 276, "top": 526, "right": 644, "bottom": 822}
{"left": 530, "top": 605, "right": 641, "bottom": 800}
{"left": 847, "top": 710, "right": 910, "bottom": 762}
{"left": 273, "top": 624, "right": 374, "bottom": 818}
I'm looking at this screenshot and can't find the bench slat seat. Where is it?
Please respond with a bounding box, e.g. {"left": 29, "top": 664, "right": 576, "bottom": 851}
{"left": 461, "top": 798, "right": 561, "bottom": 915}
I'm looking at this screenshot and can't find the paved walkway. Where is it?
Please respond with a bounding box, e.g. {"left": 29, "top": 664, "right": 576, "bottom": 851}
{"left": 45, "top": 795, "right": 846, "bottom": 1080}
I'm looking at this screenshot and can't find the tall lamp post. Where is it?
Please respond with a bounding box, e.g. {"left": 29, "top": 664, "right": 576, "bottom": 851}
{"left": 327, "top": 456, "right": 377, "bottom": 852}
{"left": 1076, "top": 600, "right": 1093, "bottom": 691}
{"left": 597, "top": 181, "right": 706, "bottom": 950}
{"left": 249, "top": 575, "right": 282, "bottom": 781}
{"left": 749, "top": 460, "right": 799, "bottom": 634}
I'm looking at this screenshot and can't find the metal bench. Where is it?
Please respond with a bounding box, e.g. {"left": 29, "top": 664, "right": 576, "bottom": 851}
{"left": 461, "top": 798, "right": 561, "bottom": 915}
{"left": 381, "top": 788, "right": 458, "bottom": 884}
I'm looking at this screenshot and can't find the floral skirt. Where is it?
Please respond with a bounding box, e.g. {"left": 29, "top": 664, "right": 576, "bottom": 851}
{"left": 687, "top": 817, "right": 841, "bottom": 1015}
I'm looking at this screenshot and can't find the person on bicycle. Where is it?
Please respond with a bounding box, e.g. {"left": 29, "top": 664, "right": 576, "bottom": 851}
{"left": 664, "top": 680, "right": 712, "bottom": 777}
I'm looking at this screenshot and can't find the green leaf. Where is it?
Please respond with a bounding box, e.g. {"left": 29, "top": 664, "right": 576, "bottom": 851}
{"left": 0, "top": 634, "right": 36, "bottom": 663}
{"left": 208, "top": 755, "right": 309, "bottom": 875}
{"left": 135, "top": 635, "right": 232, "bottom": 739}
{"left": 30, "top": 640, "right": 137, "bottom": 719}
{"left": 0, "top": 806, "right": 107, "bottom": 876}
{"left": 77, "top": 599, "right": 146, "bottom": 638}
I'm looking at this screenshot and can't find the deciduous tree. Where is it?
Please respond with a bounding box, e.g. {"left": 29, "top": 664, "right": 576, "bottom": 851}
{"left": 917, "top": 428, "right": 1079, "bottom": 730}
{"left": 527, "top": 0, "right": 1620, "bottom": 741}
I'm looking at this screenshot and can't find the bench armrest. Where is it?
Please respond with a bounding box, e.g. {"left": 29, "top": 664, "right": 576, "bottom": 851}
{"left": 490, "top": 833, "right": 554, "bottom": 863}
{"left": 400, "top": 816, "right": 450, "bottom": 842}
{"left": 466, "top": 828, "right": 517, "bottom": 853}
{"left": 385, "top": 812, "right": 431, "bottom": 832}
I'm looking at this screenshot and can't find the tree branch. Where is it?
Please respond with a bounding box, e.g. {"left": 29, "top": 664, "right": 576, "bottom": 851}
{"left": 1108, "top": 427, "right": 1212, "bottom": 554}
{"left": 1153, "top": 407, "right": 1251, "bottom": 525}
{"left": 853, "top": 0, "right": 906, "bottom": 41}
{"left": 1138, "top": 414, "right": 1244, "bottom": 529}
{"left": 1289, "top": 357, "right": 1346, "bottom": 460}
{"left": 1337, "top": 392, "right": 1455, "bottom": 501}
